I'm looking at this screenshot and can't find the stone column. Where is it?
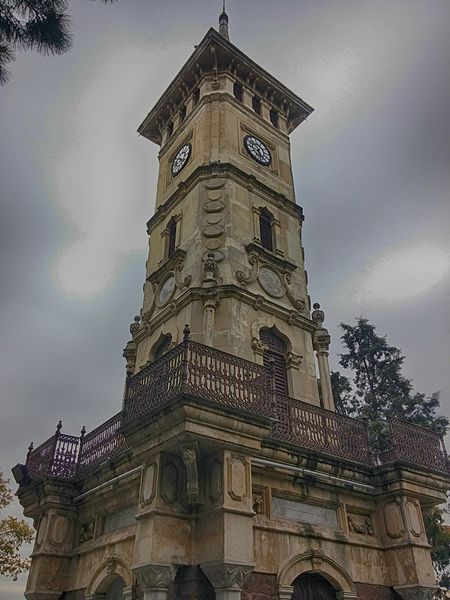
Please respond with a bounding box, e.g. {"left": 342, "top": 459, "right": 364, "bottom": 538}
{"left": 123, "top": 587, "right": 134, "bottom": 600}
{"left": 202, "top": 253, "right": 219, "bottom": 347}
{"left": 278, "top": 585, "right": 293, "bottom": 600}
{"left": 201, "top": 561, "right": 254, "bottom": 600}
{"left": 133, "top": 564, "right": 175, "bottom": 600}
{"left": 311, "top": 303, "right": 335, "bottom": 411}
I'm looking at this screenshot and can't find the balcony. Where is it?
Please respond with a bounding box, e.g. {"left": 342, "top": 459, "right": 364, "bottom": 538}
{"left": 22, "top": 337, "right": 449, "bottom": 482}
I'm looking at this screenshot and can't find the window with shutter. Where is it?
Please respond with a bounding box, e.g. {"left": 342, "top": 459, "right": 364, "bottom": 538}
{"left": 259, "top": 209, "right": 274, "bottom": 251}
{"left": 260, "top": 328, "right": 288, "bottom": 395}
{"left": 167, "top": 218, "right": 177, "bottom": 257}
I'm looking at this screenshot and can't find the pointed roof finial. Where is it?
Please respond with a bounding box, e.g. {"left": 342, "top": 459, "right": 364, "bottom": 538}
{"left": 219, "top": 0, "right": 229, "bottom": 41}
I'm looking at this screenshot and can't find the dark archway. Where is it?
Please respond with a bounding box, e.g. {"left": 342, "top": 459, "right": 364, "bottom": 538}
{"left": 104, "top": 575, "right": 126, "bottom": 600}
{"left": 292, "top": 572, "right": 337, "bottom": 600}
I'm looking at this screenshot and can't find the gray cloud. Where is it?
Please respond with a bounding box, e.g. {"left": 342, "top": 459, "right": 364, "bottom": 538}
{"left": 1, "top": 1, "right": 450, "bottom": 595}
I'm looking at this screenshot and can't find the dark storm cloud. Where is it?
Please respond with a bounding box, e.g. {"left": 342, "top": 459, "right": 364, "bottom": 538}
{"left": 1, "top": 1, "right": 450, "bottom": 595}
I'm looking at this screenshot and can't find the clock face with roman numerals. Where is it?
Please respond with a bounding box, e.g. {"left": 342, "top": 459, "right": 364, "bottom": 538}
{"left": 171, "top": 143, "right": 191, "bottom": 176}
{"left": 244, "top": 135, "right": 271, "bottom": 166}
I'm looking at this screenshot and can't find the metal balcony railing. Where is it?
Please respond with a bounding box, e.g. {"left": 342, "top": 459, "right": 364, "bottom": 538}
{"left": 23, "top": 337, "right": 449, "bottom": 481}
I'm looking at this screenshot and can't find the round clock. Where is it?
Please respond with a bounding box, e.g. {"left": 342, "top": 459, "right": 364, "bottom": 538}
{"left": 157, "top": 275, "right": 176, "bottom": 306}
{"left": 244, "top": 135, "right": 271, "bottom": 166}
{"left": 171, "top": 143, "right": 191, "bottom": 176}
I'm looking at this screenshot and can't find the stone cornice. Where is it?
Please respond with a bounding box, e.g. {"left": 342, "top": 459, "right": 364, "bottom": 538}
{"left": 245, "top": 242, "right": 297, "bottom": 273}
{"left": 146, "top": 162, "right": 303, "bottom": 236}
{"left": 139, "top": 284, "right": 314, "bottom": 339}
{"left": 138, "top": 28, "right": 313, "bottom": 144}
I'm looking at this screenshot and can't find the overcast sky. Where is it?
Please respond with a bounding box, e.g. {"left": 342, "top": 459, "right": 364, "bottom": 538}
{"left": 1, "top": 0, "right": 450, "bottom": 596}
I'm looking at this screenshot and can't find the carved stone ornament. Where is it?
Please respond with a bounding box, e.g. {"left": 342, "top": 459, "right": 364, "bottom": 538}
{"left": 258, "top": 265, "right": 284, "bottom": 298}
{"left": 181, "top": 446, "right": 200, "bottom": 505}
{"left": 79, "top": 519, "right": 95, "bottom": 543}
{"left": 201, "top": 561, "right": 254, "bottom": 590}
{"left": 129, "top": 315, "right": 141, "bottom": 337}
{"left": 393, "top": 586, "right": 437, "bottom": 600}
{"left": 133, "top": 564, "right": 176, "bottom": 589}
{"left": 347, "top": 514, "right": 374, "bottom": 536}
{"left": 235, "top": 252, "right": 259, "bottom": 286}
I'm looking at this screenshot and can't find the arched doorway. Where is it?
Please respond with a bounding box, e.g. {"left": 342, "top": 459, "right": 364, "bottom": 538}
{"left": 259, "top": 327, "right": 289, "bottom": 395}
{"left": 292, "top": 572, "right": 336, "bottom": 600}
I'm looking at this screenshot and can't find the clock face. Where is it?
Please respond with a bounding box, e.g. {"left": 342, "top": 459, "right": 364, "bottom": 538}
{"left": 157, "top": 275, "right": 176, "bottom": 306}
{"left": 171, "top": 143, "right": 191, "bottom": 176}
{"left": 244, "top": 135, "right": 271, "bottom": 166}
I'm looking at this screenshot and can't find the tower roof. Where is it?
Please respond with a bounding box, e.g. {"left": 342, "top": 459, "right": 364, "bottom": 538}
{"left": 138, "top": 28, "right": 314, "bottom": 144}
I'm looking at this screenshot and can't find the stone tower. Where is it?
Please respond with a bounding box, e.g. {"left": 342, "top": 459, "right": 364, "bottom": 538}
{"left": 13, "top": 10, "right": 450, "bottom": 600}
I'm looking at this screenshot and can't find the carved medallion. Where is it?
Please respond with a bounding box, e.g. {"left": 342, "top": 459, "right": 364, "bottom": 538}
{"left": 258, "top": 266, "right": 284, "bottom": 298}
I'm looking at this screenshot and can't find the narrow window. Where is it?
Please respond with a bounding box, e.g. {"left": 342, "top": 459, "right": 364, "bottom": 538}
{"left": 193, "top": 88, "right": 200, "bottom": 106}
{"left": 252, "top": 96, "right": 261, "bottom": 115}
{"left": 180, "top": 105, "right": 186, "bottom": 122}
{"left": 270, "top": 109, "right": 279, "bottom": 128}
{"left": 154, "top": 334, "right": 172, "bottom": 360}
{"left": 260, "top": 328, "right": 288, "bottom": 396}
{"left": 167, "top": 217, "right": 177, "bottom": 257}
{"left": 233, "top": 82, "right": 243, "bottom": 102}
{"left": 166, "top": 120, "right": 174, "bottom": 138}
{"left": 259, "top": 208, "right": 274, "bottom": 252}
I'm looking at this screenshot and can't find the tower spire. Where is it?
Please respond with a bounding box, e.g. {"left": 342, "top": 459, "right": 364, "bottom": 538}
{"left": 219, "top": 0, "right": 229, "bottom": 41}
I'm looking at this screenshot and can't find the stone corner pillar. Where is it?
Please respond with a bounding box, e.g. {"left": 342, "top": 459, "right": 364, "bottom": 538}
{"left": 133, "top": 564, "right": 176, "bottom": 600}
{"left": 311, "top": 303, "right": 335, "bottom": 411}
{"left": 201, "top": 561, "right": 254, "bottom": 600}
{"left": 393, "top": 585, "right": 437, "bottom": 600}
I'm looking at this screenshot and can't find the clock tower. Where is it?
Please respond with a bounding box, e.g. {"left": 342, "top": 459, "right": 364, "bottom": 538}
{"left": 14, "top": 9, "right": 449, "bottom": 600}
{"left": 123, "top": 16, "right": 334, "bottom": 410}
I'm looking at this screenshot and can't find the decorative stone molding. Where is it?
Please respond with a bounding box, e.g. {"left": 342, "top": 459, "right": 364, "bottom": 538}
{"left": 181, "top": 446, "right": 200, "bottom": 505}
{"left": 133, "top": 564, "right": 176, "bottom": 589}
{"left": 201, "top": 561, "right": 254, "bottom": 591}
{"left": 277, "top": 550, "right": 356, "bottom": 596}
{"left": 393, "top": 586, "right": 437, "bottom": 600}
{"left": 141, "top": 462, "right": 158, "bottom": 506}
{"left": 86, "top": 555, "right": 134, "bottom": 596}
{"left": 285, "top": 351, "right": 302, "bottom": 370}
{"left": 226, "top": 456, "right": 248, "bottom": 501}
{"left": 347, "top": 513, "right": 374, "bottom": 536}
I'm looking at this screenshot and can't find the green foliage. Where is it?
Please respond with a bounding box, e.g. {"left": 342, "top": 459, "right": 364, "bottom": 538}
{"left": 331, "top": 317, "right": 450, "bottom": 594}
{"left": 0, "top": 0, "right": 116, "bottom": 84}
{"left": 332, "top": 317, "right": 448, "bottom": 450}
{"left": 0, "top": 470, "right": 34, "bottom": 579}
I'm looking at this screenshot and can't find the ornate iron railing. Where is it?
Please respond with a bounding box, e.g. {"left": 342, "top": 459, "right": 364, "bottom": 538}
{"left": 26, "top": 424, "right": 80, "bottom": 480}
{"left": 270, "top": 394, "right": 373, "bottom": 465}
{"left": 77, "top": 412, "right": 127, "bottom": 477}
{"left": 23, "top": 336, "right": 449, "bottom": 481}
{"left": 378, "top": 418, "right": 449, "bottom": 474}
{"left": 122, "top": 339, "right": 274, "bottom": 424}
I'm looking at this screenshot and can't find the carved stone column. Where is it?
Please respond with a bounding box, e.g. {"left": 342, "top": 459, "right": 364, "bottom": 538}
{"left": 201, "top": 561, "right": 254, "bottom": 600}
{"left": 202, "top": 253, "right": 220, "bottom": 347}
{"left": 123, "top": 587, "right": 134, "bottom": 600}
{"left": 311, "top": 303, "right": 335, "bottom": 411}
{"left": 278, "top": 585, "right": 293, "bottom": 600}
{"left": 393, "top": 586, "right": 437, "bottom": 600}
{"left": 133, "top": 564, "right": 175, "bottom": 600}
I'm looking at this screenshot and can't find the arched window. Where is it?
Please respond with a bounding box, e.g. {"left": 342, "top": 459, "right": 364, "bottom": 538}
{"left": 292, "top": 573, "right": 336, "bottom": 600}
{"left": 259, "top": 208, "right": 274, "bottom": 251}
{"left": 252, "top": 96, "right": 262, "bottom": 115}
{"left": 167, "top": 120, "right": 174, "bottom": 138}
{"left": 233, "top": 81, "right": 243, "bottom": 102}
{"left": 154, "top": 334, "right": 172, "bottom": 360}
{"left": 193, "top": 87, "right": 200, "bottom": 106}
{"left": 166, "top": 217, "right": 177, "bottom": 258}
{"left": 260, "top": 328, "right": 288, "bottom": 395}
{"left": 180, "top": 105, "right": 187, "bottom": 122}
{"left": 270, "top": 108, "right": 279, "bottom": 128}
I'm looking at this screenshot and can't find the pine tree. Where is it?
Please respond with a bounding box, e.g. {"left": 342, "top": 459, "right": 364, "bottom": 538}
{"left": 0, "top": 0, "right": 115, "bottom": 84}
{"left": 331, "top": 317, "right": 450, "bottom": 596}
